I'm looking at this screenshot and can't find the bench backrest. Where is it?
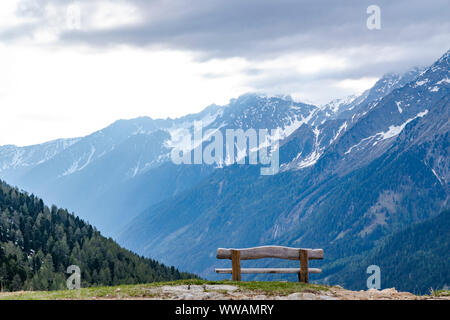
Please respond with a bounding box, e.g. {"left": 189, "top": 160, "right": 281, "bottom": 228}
{"left": 216, "top": 245, "right": 324, "bottom": 260}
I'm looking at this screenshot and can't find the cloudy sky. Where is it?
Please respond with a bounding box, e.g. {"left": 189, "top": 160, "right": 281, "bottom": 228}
{"left": 0, "top": 0, "right": 449, "bottom": 146}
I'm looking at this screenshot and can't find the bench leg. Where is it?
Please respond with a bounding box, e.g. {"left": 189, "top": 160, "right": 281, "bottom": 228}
{"left": 231, "top": 250, "right": 241, "bottom": 281}
{"left": 299, "top": 249, "right": 309, "bottom": 283}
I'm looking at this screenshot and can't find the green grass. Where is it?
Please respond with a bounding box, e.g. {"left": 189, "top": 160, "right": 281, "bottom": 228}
{"left": 431, "top": 289, "right": 450, "bottom": 297}
{"left": 0, "top": 279, "right": 329, "bottom": 300}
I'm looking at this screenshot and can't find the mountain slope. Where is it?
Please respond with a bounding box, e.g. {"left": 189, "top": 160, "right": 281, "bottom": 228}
{"left": 0, "top": 180, "right": 196, "bottom": 292}
{"left": 310, "top": 67, "right": 424, "bottom": 126}
{"left": 280, "top": 66, "right": 426, "bottom": 170}
{"left": 326, "top": 210, "right": 450, "bottom": 294}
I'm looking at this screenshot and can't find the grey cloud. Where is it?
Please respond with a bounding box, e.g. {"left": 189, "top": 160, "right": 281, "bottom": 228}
{"left": 3, "top": 0, "right": 449, "bottom": 103}
{"left": 59, "top": 0, "right": 450, "bottom": 85}
{"left": 0, "top": 22, "right": 38, "bottom": 41}
{"left": 56, "top": 0, "right": 449, "bottom": 58}
{"left": 5, "top": 0, "right": 450, "bottom": 63}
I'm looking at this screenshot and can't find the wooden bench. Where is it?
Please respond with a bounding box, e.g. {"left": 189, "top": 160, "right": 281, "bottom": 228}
{"left": 214, "top": 246, "right": 324, "bottom": 283}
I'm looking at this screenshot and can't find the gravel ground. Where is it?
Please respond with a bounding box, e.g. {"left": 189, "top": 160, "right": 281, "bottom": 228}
{"left": 1, "top": 284, "right": 448, "bottom": 300}
{"left": 118, "top": 285, "right": 449, "bottom": 300}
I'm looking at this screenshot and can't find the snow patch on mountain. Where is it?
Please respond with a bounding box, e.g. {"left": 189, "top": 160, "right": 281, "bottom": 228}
{"left": 395, "top": 101, "right": 403, "bottom": 114}
{"left": 330, "top": 122, "right": 348, "bottom": 145}
{"left": 414, "top": 79, "right": 429, "bottom": 87}
{"left": 436, "top": 78, "right": 450, "bottom": 85}
{"left": 78, "top": 146, "right": 96, "bottom": 171}
{"left": 376, "top": 110, "right": 429, "bottom": 141}
{"left": 429, "top": 86, "right": 440, "bottom": 92}
{"left": 62, "top": 145, "right": 96, "bottom": 176}
{"left": 0, "top": 138, "right": 81, "bottom": 172}
{"left": 273, "top": 110, "right": 315, "bottom": 141}
{"left": 346, "top": 110, "right": 430, "bottom": 154}
{"left": 322, "top": 95, "right": 358, "bottom": 113}
{"left": 297, "top": 127, "right": 322, "bottom": 169}
{"left": 345, "top": 135, "right": 377, "bottom": 155}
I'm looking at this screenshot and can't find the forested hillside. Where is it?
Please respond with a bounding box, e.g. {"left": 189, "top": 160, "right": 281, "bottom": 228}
{"left": 326, "top": 210, "right": 450, "bottom": 294}
{"left": 0, "top": 180, "right": 196, "bottom": 292}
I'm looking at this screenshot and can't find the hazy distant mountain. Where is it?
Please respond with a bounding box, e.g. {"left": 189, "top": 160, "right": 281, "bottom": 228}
{"left": 0, "top": 94, "right": 317, "bottom": 235}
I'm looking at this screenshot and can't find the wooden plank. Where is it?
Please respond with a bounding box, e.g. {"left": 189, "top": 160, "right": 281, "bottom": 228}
{"left": 215, "top": 268, "right": 322, "bottom": 274}
{"left": 216, "top": 246, "right": 324, "bottom": 260}
{"left": 299, "top": 249, "right": 309, "bottom": 283}
{"left": 231, "top": 250, "right": 241, "bottom": 281}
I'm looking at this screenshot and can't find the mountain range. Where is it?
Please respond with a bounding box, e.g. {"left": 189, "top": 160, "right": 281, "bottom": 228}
{"left": 0, "top": 50, "right": 448, "bottom": 293}
{"left": 0, "top": 62, "right": 428, "bottom": 236}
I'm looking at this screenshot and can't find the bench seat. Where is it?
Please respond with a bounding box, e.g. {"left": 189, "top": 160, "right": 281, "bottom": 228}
{"left": 215, "top": 267, "right": 322, "bottom": 274}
